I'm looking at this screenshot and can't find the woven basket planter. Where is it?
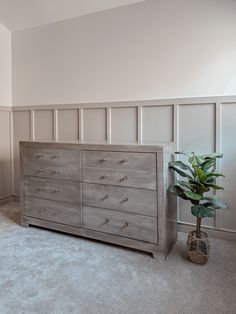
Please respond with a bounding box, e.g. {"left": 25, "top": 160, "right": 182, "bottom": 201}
{"left": 187, "top": 230, "right": 209, "bottom": 265}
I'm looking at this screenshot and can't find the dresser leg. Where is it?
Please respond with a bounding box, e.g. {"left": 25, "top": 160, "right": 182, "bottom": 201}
{"left": 152, "top": 252, "right": 166, "bottom": 262}
{"left": 21, "top": 219, "right": 29, "bottom": 228}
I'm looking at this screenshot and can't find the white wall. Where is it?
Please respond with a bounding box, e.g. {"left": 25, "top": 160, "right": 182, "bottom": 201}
{"left": 6, "top": 0, "right": 236, "bottom": 238}
{"left": 0, "top": 23, "right": 12, "bottom": 199}
{"left": 12, "top": 0, "right": 236, "bottom": 106}
{"left": 0, "top": 22, "right": 11, "bottom": 106}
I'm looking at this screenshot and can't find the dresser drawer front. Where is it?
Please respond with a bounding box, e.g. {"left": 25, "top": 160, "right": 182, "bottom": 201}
{"left": 24, "top": 177, "right": 80, "bottom": 204}
{"left": 24, "top": 147, "right": 80, "bottom": 165}
{"left": 82, "top": 151, "right": 156, "bottom": 172}
{"left": 23, "top": 162, "right": 80, "bottom": 181}
{"left": 82, "top": 167, "right": 156, "bottom": 190}
{"left": 82, "top": 206, "right": 157, "bottom": 243}
{"left": 24, "top": 197, "right": 80, "bottom": 226}
{"left": 83, "top": 183, "right": 157, "bottom": 217}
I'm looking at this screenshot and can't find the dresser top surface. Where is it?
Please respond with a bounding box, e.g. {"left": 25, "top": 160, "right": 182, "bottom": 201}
{"left": 20, "top": 140, "right": 176, "bottom": 153}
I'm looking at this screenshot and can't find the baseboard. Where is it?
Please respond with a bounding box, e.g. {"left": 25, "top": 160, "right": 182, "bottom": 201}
{"left": 178, "top": 222, "right": 236, "bottom": 242}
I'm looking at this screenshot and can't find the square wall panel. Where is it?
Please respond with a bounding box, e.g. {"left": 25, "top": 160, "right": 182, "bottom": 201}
{"left": 13, "top": 111, "right": 31, "bottom": 194}
{"left": 83, "top": 108, "right": 106, "bottom": 142}
{"left": 34, "top": 110, "right": 53, "bottom": 140}
{"left": 111, "top": 107, "right": 137, "bottom": 143}
{"left": 178, "top": 103, "right": 215, "bottom": 227}
{"left": 220, "top": 103, "right": 236, "bottom": 231}
{"left": 58, "top": 109, "right": 79, "bottom": 140}
{"left": 142, "top": 106, "right": 173, "bottom": 143}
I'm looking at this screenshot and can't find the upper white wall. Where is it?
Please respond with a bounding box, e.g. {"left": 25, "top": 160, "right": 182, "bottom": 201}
{"left": 12, "top": 0, "right": 236, "bottom": 106}
{"left": 0, "top": 22, "right": 11, "bottom": 106}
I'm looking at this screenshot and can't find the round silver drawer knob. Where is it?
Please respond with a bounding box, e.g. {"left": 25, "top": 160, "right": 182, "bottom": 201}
{"left": 39, "top": 208, "right": 46, "bottom": 212}
{"left": 39, "top": 186, "right": 45, "bottom": 190}
{"left": 102, "top": 157, "right": 108, "bottom": 161}
{"left": 54, "top": 154, "right": 60, "bottom": 158}
{"left": 54, "top": 189, "right": 60, "bottom": 193}
{"left": 54, "top": 170, "right": 60, "bottom": 174}
{"left": 122, "top": 159, "right": 128, "bottom": 163}
{"left": 124, "top": 197, "right": 128, "bottom": 202}
{"left": 122, "top": 176, "right": 128, "bottom": 181}
{"left": 104, "top": 195, "right": 109, "bottom": 199}
{"left": 123, "top": 222, "right": 129, "bottom": 228}
{"left": 39, "top": 168, "right": 44, "bottom": 172}
{"left": 105, "top": 218, "right": 109, "bottom": 224}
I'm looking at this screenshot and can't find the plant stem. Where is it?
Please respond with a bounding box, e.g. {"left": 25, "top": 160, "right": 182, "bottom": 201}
{"left": 196, "top": 217, "right": 201, "bottom": 238}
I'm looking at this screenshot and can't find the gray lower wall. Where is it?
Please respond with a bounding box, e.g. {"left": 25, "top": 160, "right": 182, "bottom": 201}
{"left": 9, "top": 95, "right": 236, "bottom": 237}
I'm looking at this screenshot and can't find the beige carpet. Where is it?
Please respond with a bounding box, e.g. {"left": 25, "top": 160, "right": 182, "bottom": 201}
{"left": 0, "top": 202, "right": 235, "bottom": 314}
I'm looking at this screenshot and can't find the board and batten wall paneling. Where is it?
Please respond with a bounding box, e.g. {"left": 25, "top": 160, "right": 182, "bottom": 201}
{"left": 111, "top": 107, "right": 137, "bottom": 143}
{"left": 34, "top": 110, "right": 54, "bottom": 140}
{"left": 0, "top": 110, "right": 12, "bottom": 198}
{"left": 142, "top": 105, "right": 173, "bottom": 143}
{"left": 83, "top": 108, "right": 106, "bottom": 143}
{"left": 10, "top": 96, "right": 236, "bottom": 237}
{"left": 178, "top": 103, "right": 215, "bottom": 228}
{"left": 13, "top": 111, "right": 31, "bottom": 195}
{"left": 221, "top": 103, "right": 236, "bottom": 232}
{"left": 58, "top": 109, "right": 79, "bottom": 140}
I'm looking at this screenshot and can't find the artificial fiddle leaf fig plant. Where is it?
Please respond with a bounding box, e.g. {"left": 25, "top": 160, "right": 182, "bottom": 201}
{"left": 169, "top": 151, "right": 227, "bottom": 264}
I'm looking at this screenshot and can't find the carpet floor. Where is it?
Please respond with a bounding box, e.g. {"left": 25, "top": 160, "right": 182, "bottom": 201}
{"left": 0, "top": 202, "right": 235, "bottom": 314}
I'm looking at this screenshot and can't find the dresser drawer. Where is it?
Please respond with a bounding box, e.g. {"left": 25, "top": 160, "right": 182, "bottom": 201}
{"left": 82, "top": 206, "right": 157, "bottom": 244}
{"left": 83, "top": 183, "right": 157, "bottom": 217}
{"left": 24, "top": 197, "right": 80, "bottom": 227}
{"left": 23, "top": 162, "right": 80, "bottom": 181}
{"left": 82, "top": 151, "right": 156, "bottom": 172}
{"left": 24, "top": 147, "right": 80, "bottom": 165}
{"left": 82, "top": 167, "right": 156, "bottom": 190}
{"left": 24, "top": 177, "right": 80, "bottom": 204}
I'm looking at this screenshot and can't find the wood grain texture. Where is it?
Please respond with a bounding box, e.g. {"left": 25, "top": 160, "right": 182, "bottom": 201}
{"left": 82, "top": 183, "right": 157, "bottom": 217}
{"left": 24, "top": 176, "right": 81, "bottom": 204}
{"left": 20, "top": 141, "right": 176, "bottom": 258}
{"left": 82, "top": 167, "right": 156, "bottom": 190}
{"left": 82, "top": 150, "right": 156, "bottom": 172}
{"left": 23, "top": 161, "right": 80, "bottom": 181}
{"left": 25, "top": 196, "right": 81, "bottom": 227}
{"left": 24, "top": 147, "right": 80, "bottom": 164}
{"left": 82, "top": 206, "right": 158, "bottom": 244}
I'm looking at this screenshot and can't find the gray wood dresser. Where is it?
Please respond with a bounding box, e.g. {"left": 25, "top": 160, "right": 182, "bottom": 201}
{"left": 20, "top": 141, "right": 176, "bottom": 259}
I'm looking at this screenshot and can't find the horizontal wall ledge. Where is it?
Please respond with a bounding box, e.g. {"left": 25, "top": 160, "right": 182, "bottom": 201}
{"left": 0, "top": 106, "right": 11, "bottom": 111}
{"left": 11, "top": 95, "right": 236, "bottom": 111}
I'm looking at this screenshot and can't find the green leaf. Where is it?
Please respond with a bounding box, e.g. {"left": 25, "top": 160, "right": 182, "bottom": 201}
{"left": 202, "top": 196, "right": 227, "bottom": 209}
{"left": 169, "top": 185, "right": 189, "bottom": 200}
{"left": 174, "top": 151, "right": 193, "bottom": 158}
{"left": 203, "top": 153, "right": 223, "bottom": 159}
{"left": 177, "top": 180, "right": 194, "bottom": 190}
{"left": 200, "top": 159, "right": 215, "bottom": 171}
{"left": 169, "top": 166, "right": 193, "bottom": 179}
{"left": 207, "top": 172, "right": 225, "bottom": 178}
{"left": 204, "top": 183, "right": 224, "bottom": 190}
{"left": 194, "top": 167, "right": 208, "bottom": 181}
{"left": 169, "top": 160, "right": 193, "bottom": 171}
{"left": 184, "top": 191, "right": 202, "bottom": 201}
{"left": 191, "top": 205, "right": 215, "bottom": 218}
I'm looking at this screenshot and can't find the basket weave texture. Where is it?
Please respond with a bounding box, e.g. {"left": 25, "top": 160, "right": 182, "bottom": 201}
{"left": 187, "top": 230, "right": 209, "bottom": 265}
